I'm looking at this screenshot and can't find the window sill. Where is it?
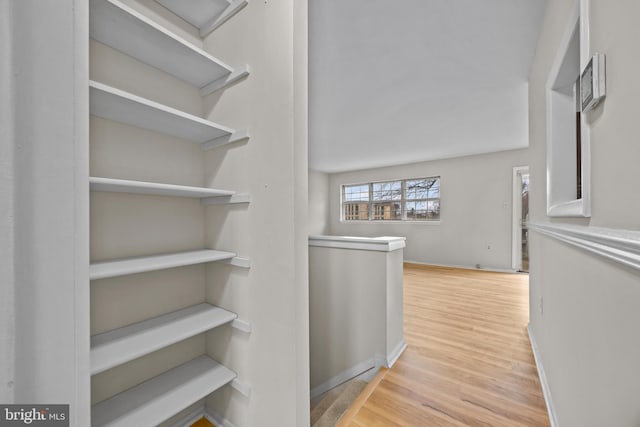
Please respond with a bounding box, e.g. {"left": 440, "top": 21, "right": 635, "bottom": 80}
{"left": 340, "top": 220, "right": 441, "bottom": 225}
{"left": 547, "top": 199, "right": 590, "bottom": 217}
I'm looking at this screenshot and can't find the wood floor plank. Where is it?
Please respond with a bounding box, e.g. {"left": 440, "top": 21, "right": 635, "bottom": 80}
{"left": 348, "top": 264, "right": 550, "bottom": 426}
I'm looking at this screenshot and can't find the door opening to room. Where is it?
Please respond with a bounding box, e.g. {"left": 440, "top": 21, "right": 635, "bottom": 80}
{"left": 512, "top": 167, "right": 530, "bottom": 273}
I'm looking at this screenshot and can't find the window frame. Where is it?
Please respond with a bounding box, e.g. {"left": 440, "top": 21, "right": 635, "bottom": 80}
{"left": 341, "top": 177, "right": 441, "bottom": 223}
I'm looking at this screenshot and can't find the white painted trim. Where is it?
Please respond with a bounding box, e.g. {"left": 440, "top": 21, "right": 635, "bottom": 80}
{"left": 200, "top": 64, "right": 250, "bottom": 96}
{"left": 545, "top": 0, "right": 591, "bottom": 218}
{"left": 512, "top": 166, "right": 529, "bottom": 270}
{"left": 528, "top": 222, "right": 640, "bottom": 271}
{"left": 528, "top": 325, "right": 559, "bottom": 427}
{"left": 404, "top": 260, "right": 517, "bottom": 274}
{"left": 308, "top": 235, "right": 406, "bottom": 252}
{"left": 386, "top": 340, "right": 407, "bottom": 368}
{"left": 231, "top": 378, "right": 251, "bottom": 397}
{"left": 231, "top": 318, "right": 252, "bottom": 333}
{"left": 373, "top": 354, "right": 387, "bottom": 369}
{"left": 310, "top": 358, "right": 375, "bottom": 399}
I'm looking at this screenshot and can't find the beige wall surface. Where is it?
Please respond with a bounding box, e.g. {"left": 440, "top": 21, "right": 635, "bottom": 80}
{"left": 200, "top": 0, "right": 309, "bottom": 425}
{"left": 328, "top": 149, "right": 529, "bottom": 271}
{"left": 309, "top": 169, "right": 330, "bottom": 235}
{"left": 528, "top": 1, "right": 640, "bottom": 426}
{"left": 90, "top": 0, "right": 309, "bottom": 425}
{"left": 309, "top": 247, "right": 386, "bottom": 389}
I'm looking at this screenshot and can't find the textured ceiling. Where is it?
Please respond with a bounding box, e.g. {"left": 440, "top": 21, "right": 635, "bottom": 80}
{"left": 309, "top": 0, "right": 547, "bottom": 173}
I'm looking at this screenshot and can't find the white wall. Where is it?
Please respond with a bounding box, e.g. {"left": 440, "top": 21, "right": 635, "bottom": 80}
{"left": 308, "top": 169, "right": 329, "bottom": 235}
{"left": 528, "top": 1, "right": 640, "bottom": 425}
{"left": 197, "top": 0, "right": 310, "bottom": 425}
{"left": 0, "top": 0, "right": 15, "bottom": 405}
{"left": 328, "top": 149, "right": 529, "bottom": 271}
{"left": 90, "top": 0, "right": 309, "bottom": 425}
{"left": 5, "top": 1, "right": 91, "bottom": 425}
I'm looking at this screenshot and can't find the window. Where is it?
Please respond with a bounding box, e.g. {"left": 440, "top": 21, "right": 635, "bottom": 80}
{"left": 342, "top": 177, "right": 440, "bottom": 222}
{"left": 545, "top": 0, "right": 591, "bottom": 217}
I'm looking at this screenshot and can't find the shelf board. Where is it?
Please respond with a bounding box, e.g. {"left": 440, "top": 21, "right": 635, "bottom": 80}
{"left": 156, "top": 0, "right": 248, "bottom": 37}
{"left": 92, "top": 355, "right": 236, "bottom": 427}
{"left": 90, "top": 0, "right": 236, "bottom": 88}
{"left": 90, "top": 177, "right": 235, "bottom": 198}
{"left": 90, "top": 80, "right": 237, "bottom": 145}
{"left": 91, "top": 303, "right": 236, "bottom": 375}
{"left": 90, "top": 249, "right": 236, "bottom": 280}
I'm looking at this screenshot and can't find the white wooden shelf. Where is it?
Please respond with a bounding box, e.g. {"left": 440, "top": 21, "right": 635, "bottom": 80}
{"left": 156, "top": 0, "right": 248, "bottom": 38}
{"left": 90, "top": 176, "right": 235, "bottom": 198}
{"left": 90, "top": 249, "right": 236, "bottom": 280}
{"left": 91, "top": 303, "right": 236, "bottom": 375}
{"left": 92, "top": 355, "right": 236, "bottom": 427}
{"left": 90, "top": 0, "right": 249, "bottom": 92}
{"left": 90, "top": 81, "right": 249, "bottom": 148}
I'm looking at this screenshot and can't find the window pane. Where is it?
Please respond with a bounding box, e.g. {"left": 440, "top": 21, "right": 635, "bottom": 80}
{"left": 373, "top": 181, "right": 401, "bottom": 201}
{"left": 343, "top": 202, "right": 369, "bottom": 220}
{"left": 373, "top": 202, "right": 401, "bottom": 220}
{"left": 343, "top": 184, "right": 369, "bottom": 202}
{"left": 405, "top": 179, "right": 428, "bottom": 199}
{"left": 428, "top": 179, "right": 440, "bottom": 198}
{"left": 427, "top": 199, "right": 440, "bottom": 220}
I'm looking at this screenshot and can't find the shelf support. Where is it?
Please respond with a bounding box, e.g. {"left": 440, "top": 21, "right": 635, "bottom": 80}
{"left": 231, "top": 318, "right": 252, "bottom": 333}
{"left": 200, "top": 0, "right": 249, "bottom": 37}
{"left": 201, "top": 193, "right": 251, "bottom": 206}
{"left": 218, "top": 256, "right": 251, "bottom": 269}
{"left": 202, "top": 129, "right": 250, "bottom": 151}
{"left": 200, "top": 64, "right": 250, "bottom": 96}
{"left": 231, "top": 378, "right": 252, "bottom": 398}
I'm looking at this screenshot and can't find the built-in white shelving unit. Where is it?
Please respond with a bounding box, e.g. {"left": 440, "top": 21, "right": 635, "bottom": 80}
{"left": 90, "top": 176, "right": 234, "bottom": 198}
{"left": 89, "top": 249, "right": 236, "bottom": 280}
{"left": 90, "top": 0, "right": 249, "bottom": 92}
{"left": 156, "top": 0, "right": 248, "bottom": 38}
{"left": 90, "top": 81, "right": 249, "bottom": 148}
{"left": 91, "top": 303, "right": 237, "bottom": 375}
{"left": 91, "top": 355, "right": 236, "bottom": 427}
{"left": 89, "top": 0, "right": 249, "bottom": 424}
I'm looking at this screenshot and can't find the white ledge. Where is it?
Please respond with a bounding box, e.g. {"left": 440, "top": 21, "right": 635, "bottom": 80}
{"left": 309, "top": 235, "right": 406, "bottom": 252}
{"left": 90, "top": 177, "right": 234, "bottom": 198}
{"left": 90, "top": 249, "right": 236, "bottom": 280}
{"left": 89, "top": 81, "right": 234, "bottom": 145}
{"left": 91, "top": 0, "right": 236, "bottom": 88}
{"left": 529, "top": 222, "right": 640, "bottom": 271}
{"left": 91, "top": 355, "right": 235, "bottom": 427}
{"left": 91, "top": 303, "right": 236, "bottom": 375}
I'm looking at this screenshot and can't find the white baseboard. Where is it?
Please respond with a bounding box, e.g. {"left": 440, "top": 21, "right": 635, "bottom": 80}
{"left": 528, "top": 324, "right": 559, "bottom": 427}
{"left": 386, "top": 340, "right": 407, "bottom": 368}
{"left": 205, "top": 407, "right": 237, "bottom": 427}
{"left": 169, "top": 404, "right": 237, "bottom": 427}
{"left": 170, "top": 406, "right": 206, "bottom": 427}
{"left": 310, "top": 358, "right": 375, "bottom": 399}
{"left": 404, "top": 260, "right": 517, "bottom": 274}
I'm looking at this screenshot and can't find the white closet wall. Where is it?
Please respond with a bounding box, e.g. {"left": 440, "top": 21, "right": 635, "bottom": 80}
{"left": 88, "top": 0, "right": 309, "bottom": 426}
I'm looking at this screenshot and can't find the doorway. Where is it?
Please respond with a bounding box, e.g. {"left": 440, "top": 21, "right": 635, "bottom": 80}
{"left": 512, "top": 167, "right": 530, "bottom": 272}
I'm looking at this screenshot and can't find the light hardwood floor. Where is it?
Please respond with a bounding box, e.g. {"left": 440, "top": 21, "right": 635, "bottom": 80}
{"left": 344, "top": 264, "right": 550, "bottom": 426}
